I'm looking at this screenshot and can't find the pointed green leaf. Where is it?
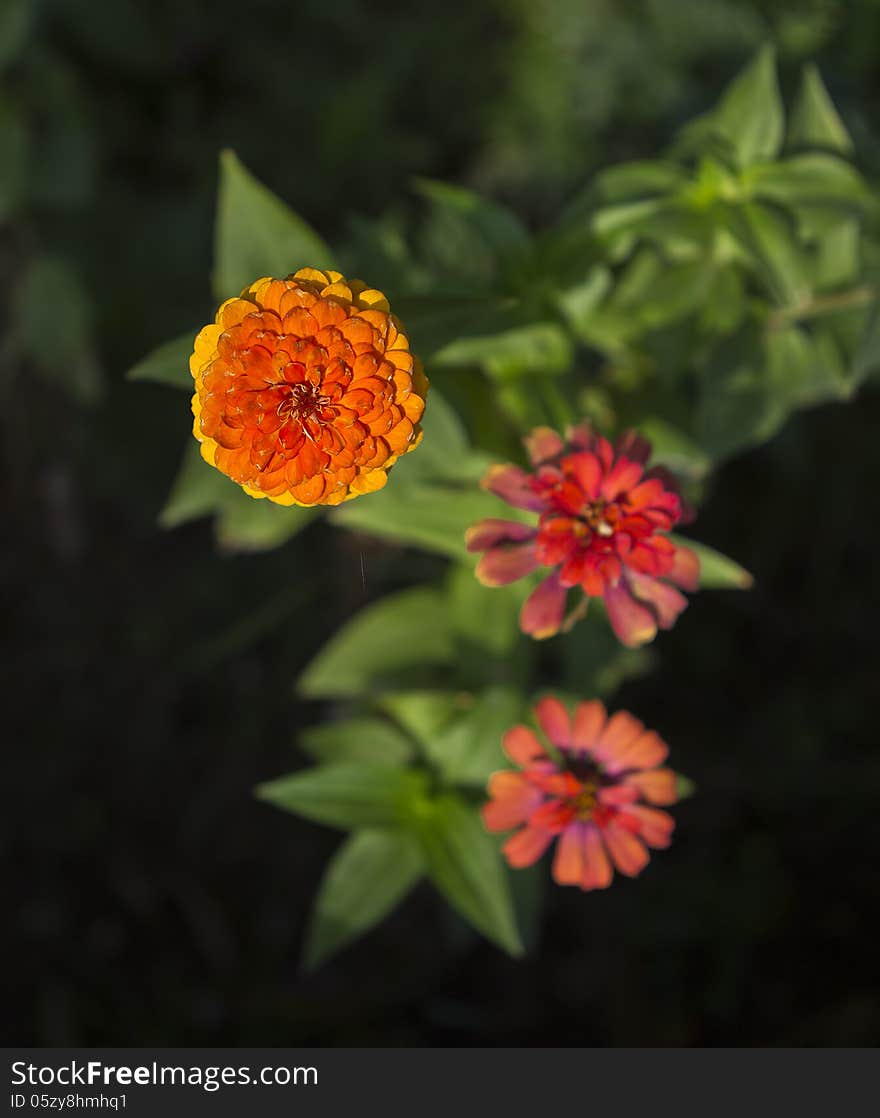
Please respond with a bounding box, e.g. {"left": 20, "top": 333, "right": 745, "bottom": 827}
{"left": 376, "top": 691, "right": 461, "bottom": 748}
{"left": 712, "top": 45, "right": 783, "bottom": 168}
{"left": 332, "top": 483, "right": 512, "bottom": 560}
{"left": 256, "top": 762, "right": 429, "bottom": 830}
{"left": 432, "top": 321, "right": 573, "bottom": 379}
{"left": 788, "top": 64, "right": 853, "bottom": 154}
{"left": 668, "top": 535, "right": 753, "bottom": 590}
{"left": 0, "top": 0, "right": 31, "bottom": 72}
{"left": 297, "top": 587, "right": 455, "bottom": 698}
{"left": 413, "top": 177, "right": 529, "bottom": 262}
{"left": 725, "top": 202, "right": 809, "bottom": 305}
{"left": 408, "top": 793, "right": 523, "bottom": 956}
{"left": 851, "top": 298, "right": 880, "bottom": 389}
{"left": 159, "top": 440, "right": 316, "bottom": 549}
{"left": 214, "top": 150, "right": 335, "bottom": 300}
{"left": 303, "top": 829, "right": 424, "bottom": 969}
{"left": 126, "top": 331, "right": 195, "bottom": 388}
{"left": 300, "top": 717, "right": 414, "bottom": 767}
{"left": 426, "top": 686, "right": 525, "bottom": 787}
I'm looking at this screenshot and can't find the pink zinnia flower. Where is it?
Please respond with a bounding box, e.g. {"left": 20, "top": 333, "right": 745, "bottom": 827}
{"left": 482, "top": 696, "right": 679, "bottom": 891}
{"left": 465, "top": 423, "right": 700, "bottom": 646}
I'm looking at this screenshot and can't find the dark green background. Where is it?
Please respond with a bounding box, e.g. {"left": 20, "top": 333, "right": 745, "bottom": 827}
{"left": 3, "top": 0, "right": 879, "bottom": 1045}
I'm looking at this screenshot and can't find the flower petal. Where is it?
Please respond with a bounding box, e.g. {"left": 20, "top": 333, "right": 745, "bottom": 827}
{"left": 603, "top": 582, "right": 659, "bottom": 648}
{"left": 620, "top": 805, "right": 675, "bottom": 849}
{"left": 612, "top": 730, "right": 669, "bottom": 772}
{"left": 502, "top": 825, "right": 554, "bottom": 868}
{"left": 571, "top": 700, "right": 607, "bottom": 752}
{"left": 482, "top": 463, "right": 545, "bottom": 511}
{"left": 519, "top": 573, "right": 567, "bottom": 640}
{"left": 581, "top": 823, "right": 614, "bottom": 890}
{"left": 475, "top": 542, "right": 538, "bottom": 586}
{"left": 667, "top": 544, "right": 701, "bottom": 592}
{"left": 502, "top": 725, "right": 549, "bottom": 767}
{"left": 552, "top": 822, "right": 586, "bottom": 885}
{"left": 465, "top": 518, "right": 536, "bottom": 552}
{"left": 626, "top": 571, "right": 689, "bottom": 630}
{"left": 534, "top": 696, "right": 572, "bottom": 749}
{"left": 482, "top": 772, "right": 544, "bottom": 832}
{"left": 623, "top": 767, "right": 677, "bottom": 805}
{"left": 524, "top": 426, "right": 565, "bottom": 466}
{"left": 593, "top": 710, "right": 645, "bottom": 768}
{"left": 602, "top": 824, "right": 650, "bottom": 877}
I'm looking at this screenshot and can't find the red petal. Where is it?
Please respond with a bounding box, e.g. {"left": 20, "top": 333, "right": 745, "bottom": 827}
{"left": 581, "top": 823, "right": 614, "bottom": 889}
{"left": 603, "top": 582, "right": 659, "bottom": 647}
{"left": 502, "top": 725, "right": 549, "bottom": 767}
{"left": 571, "top": 700, "right": 607, "bottom": 752}
{"left": 534, "top": 696, "right": 572, "bottom": 749}
{"left": 623, "top": 768, "right": 677, "bottom": 805}
{"left": 482, "top": 464, "right": 546, "bottom": 511}
{"left": 475, "top": 542, "right": 538, "bottom": 587}
{"left": 602, "top": 825, "right": 650, "bottom": 877}
{"left": 519, "top": 573, "right": 567, "bottom": 640}
{"left": 524, "top": 426, "right": 565, "bottom": 465}
{"left": 502, "top": 825, "right": 554, "bottom": 868}
{"left": 465, "top": 518, "right": 536, "bottom": 552}
{"left": 667, "top": 544, "right": 701, "bottom": 592}
{"left": 552, "top": 822, "right": 586, "bottom": 885}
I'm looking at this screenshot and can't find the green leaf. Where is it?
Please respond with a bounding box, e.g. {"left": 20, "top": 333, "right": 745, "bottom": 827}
{"left": 593, "top": 161, "right": 688, "bottom": 203}
{"left": 300, "top": 717, "right": 414, "bottom": 767}
{"left": 15, "top": 254, "right": 101, "bottom": 403}
{"left": 303, "top": 829, "right": 424, "bottom": 970}
{"left": 407, "top": 792, "right": 523, "bottom": 955}
{"left": 814, "top": 219, "right": 860, "bottom": 291}
{"left": 256, "top": 762, "right": 429, "bottom": 830}
{"left": 675, "top": 774, "right": 697, "bottom": 801}
{"left": 413, "top": 177, "right": 530, "bottom": 262}
{"left": 376, "top": 691, "right": 461, "bottom": 748}
{"left": 432, "top": 321, "right": 573, "bottom": 379}
{"left": 749, "top": 154, "right": 870, "bottom": 211}
{"left": 447, "top": 563, "right": 526, "bottom": 659}
{"left": 426, "top": 686, "right": 525, "bottom": 787}
{"left": 126, "top": 331, "right": 195, "bottom": 388}
{"left": 668, "top": 535, "right": 754, "bottom": 590}
{"left": 393, "top": 388, "right": 488, "bottom": 484}
{"left": 297, "top": 587, "right": 455, "bottom": 698}
{"left": 712, "top": 44, "right": 783, "bottom": 168}
{"left": 554, "top": 266, "right": 612, "bottom": 340}
{"left": 213, "top": 149, "right": 335, "bottom": 300}
{"left": 636, "top": 419, "right": 711, "bottom": 480}
{"left": 724, "top": 202, "right": 809, "bottom": 305}
{"left": 333, "top": 483, "right": 511, "bottom": 559}
{"left": 160, "top": 440, "right": 316, "bottom": 550}
{"left": 788, "top": 64, "right": 853, "bottom": 155}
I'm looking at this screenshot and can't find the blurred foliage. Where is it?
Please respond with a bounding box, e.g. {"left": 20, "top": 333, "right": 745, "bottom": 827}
{"left": 4, "top": 0, "right": 880, "bottom": 1042}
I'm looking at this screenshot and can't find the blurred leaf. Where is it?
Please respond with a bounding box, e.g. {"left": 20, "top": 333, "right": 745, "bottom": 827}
{"left": 300, "top": 717, "right": 414, "bottom": 767}
{"left": 256, "top": 763, "right": 429, "bottom": 830}
{"left": 788, "top": 64, "right": 853, "bottom": 155}
{"left": 160, "top": 441, "right": 317, "bottom": 550}
{"left": 15, "top": 254, "right": 100, "bottom": 403}
{"left": 126, "top": 332, "right": 195, "bottom": 388}
{"left": 675, "top": 774, "right": 697, "bottom": 801}
{"left": 0, "top": 94, "right": 27, "bottom": 219}
{"left": 725, "top": 202, "right": 809, "bottom": 305}
{"left": 447, "top": 563, "right": 526, "bottom": 659}
{"left": 669, "top": 536, "right": 754, "bottom": 590}
{"left": 396, "top": 389, "right": 489, "bottom": 483}
{"left": 749, "top": 154, "right": 870, "bottom": 211}
{"left": 333, "top": 483, "right": 510, "bottom": 559}
{"left": 432, "top": 321, "right": 573, "bottom": 378}
{"left": 413, "top": 177, "right": 530, "bottom": 263}
{"left": 593, "top": 161, "right": 688, "bottom": 202}
{"left": 303, "top": 829, "right": 424, "bottom": 970}
{"left": 297, "top": 587, "right": 455, "bottom": 699}
{"left": 637, "top": 418, "right": 711, "bottom": 480}
{"left": 377, "top": 691, "right": 461, "bottom": 748}
{"left": 26, "top": 51, "right": 95, "bottom": 210}
{"left": 214, "top": 150, "right": 335, "bottom": 300}
{"left": 407, "top": 792, "right": 523, "bottom": 955}
{"left": 0, "top": 0, "right": 31, "bottom": 71}
{"left": 814, "top": 220, "right": 860, "bottom": 291}
{"left": 426, "top": 686, "right": 525, "bottom": 787}
{"left": 554, "top": 266, "right": 612, "bottom": 340}
{"left": 698, "top": 324, "right": 847, "bottom": 459}
{"left": 711, "top": 44, "right": 783, "bottom": 168}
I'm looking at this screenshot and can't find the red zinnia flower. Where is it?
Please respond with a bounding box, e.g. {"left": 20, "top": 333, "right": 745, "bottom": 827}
{"left": 465, "top": 423, "right": 700, "bottom": 646}
{"left": 482, "top": 697, "right": 679, "bottom": 890}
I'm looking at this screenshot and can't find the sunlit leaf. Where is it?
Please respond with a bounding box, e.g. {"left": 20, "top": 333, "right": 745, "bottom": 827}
{"left": 300, "top": 717, "right": 414, "bottom": 767}
{"left": 126, "top": 332, "right": 195, "bottom": 388}
{"left": 214, "top": 150, "right": 335, "bottom": 300}
{"left": 711, "top": 45, "right": 783, "bottom": 168}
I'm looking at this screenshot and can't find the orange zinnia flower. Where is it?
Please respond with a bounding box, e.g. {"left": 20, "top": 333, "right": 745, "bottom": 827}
{"left": 190, "top": 268, "right": 428, "bottom": 506}
{"left": 483, "top": 696, "right": 680, "bottom": 891}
